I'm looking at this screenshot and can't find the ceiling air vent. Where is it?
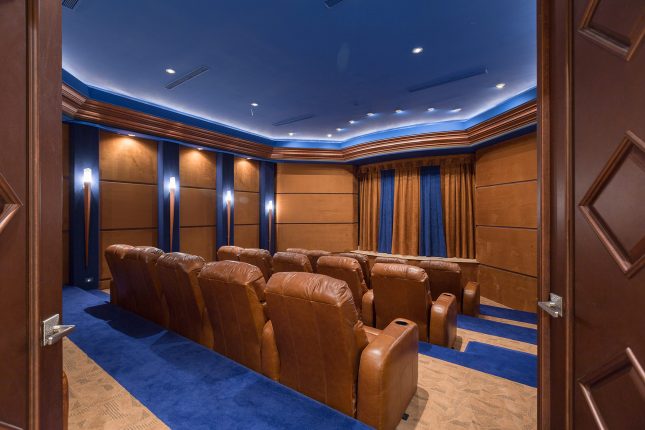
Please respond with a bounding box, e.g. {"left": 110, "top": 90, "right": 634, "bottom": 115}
{"left": 272, "top": 114, "right": 315, "bottom": 127}
{"left": 62, "top": 0, "right": 81, "bottom": 9}
{"left": 165, "top": 66, "right": 210, "bottom": 90}
{"left": 407, "top": 66, "right": 488, "bottom": 93}
{"left": 324, "top": 0, "right": 346, "bottom": 8}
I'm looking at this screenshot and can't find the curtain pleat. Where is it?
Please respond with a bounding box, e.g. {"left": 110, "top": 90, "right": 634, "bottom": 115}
{"left": 377, "top": 170, "right": 395, "bottom": 253}
{"left": 358, "top": 169, "right": 380, "bottom": 251}
{"left": 419, "top": 166, "right": 447, "bottom": 257}
{"left": 392, "top": 166, "right": 419, "bottom": 255}
{"left": 441, "top": 162, "right": 475, "bottom": 258}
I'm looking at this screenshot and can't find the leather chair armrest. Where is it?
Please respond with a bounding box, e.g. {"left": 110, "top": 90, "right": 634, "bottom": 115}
{"left": 361, "top": 289, "right": 375, "bottom": 326}
{"left": 261, "top": 321, "right": 280, "bottom": 381}
{"left": 462, "top": 281, "right": 480, "bottom": 317}
{"left": 363, "top": 325, "right": 381, "bottom": 343}
{"left": 357, "top": 319, "right": 418, "bottom": 430}
{"left": 429, "top": 293, "right": 458, "bottom": 348}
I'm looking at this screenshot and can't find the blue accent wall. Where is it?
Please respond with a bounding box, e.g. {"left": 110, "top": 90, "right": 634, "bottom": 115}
{"left": 216, "top": 153, "right": 235, "bottom": 249}
{"left": 377, "top": 170, "right": 395, "bottom": 253}
{"left": 69, "top": 124, "right": 100, "bottom": 289}
{"left": 259, "top": 161, "right": 277, "bottom": 253}
{"left": 157, "top": 141, "right": 180, "bottom": 252}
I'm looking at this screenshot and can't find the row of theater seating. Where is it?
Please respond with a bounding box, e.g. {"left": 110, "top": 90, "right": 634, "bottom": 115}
{"left": 105, "top": 244, "right": 417, "bottom": 430}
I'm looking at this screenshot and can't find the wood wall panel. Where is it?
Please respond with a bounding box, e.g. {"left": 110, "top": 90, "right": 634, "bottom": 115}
{"left": 476, "top": 226, "right": 537, "bottom": 277}
{"left": 99, "top": 228, "right": 157, "bottom": 281}
{"left": 180, "top": 226, "right": 216, "bottom": 262}
{"left": 100, "top": 182, "right": 157, "bottom": 230}
{"left": 475, "top": 181, "right": 538, "bottom": 228}
{"left": 276, "top": 163, "right": 357, "bottom": 194}
{"left": 180, "top": 187, "right": 216, "bottom": 227}
{"left": 277, "top": 224, "right": 357, "bottom": 252}
{"left": 234, "top": 224, "right": 259, "bottom": 249}
{"left": 475, "top": 134, "right": 537, "bottom": 187}
{"left": 478, "top": 265, "right": 537, "bottom": 312}
{"left": 235, "top": 191, "right": 260, "bottom": 225}
{"left": 99, "top": 131, "right": 157, "bottom": 184}
{"left": 179, "top": 148, "right": 216, "bottom": 189}
{"left": 276, "top": 194, "right": 357, "bottom": 224}
{"left": 234, "top": 158, "right": 259, "bottom": 192}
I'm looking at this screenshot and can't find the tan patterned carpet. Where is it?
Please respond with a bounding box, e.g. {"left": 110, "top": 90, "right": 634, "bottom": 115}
{"left": 64, "top": 297, "right": 537, "bottom": 429}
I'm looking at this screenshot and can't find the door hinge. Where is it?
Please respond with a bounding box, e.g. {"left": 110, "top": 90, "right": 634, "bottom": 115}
{"left": 42, "top": 314, "right": 75, "bottom": 346}
{"left": 538, "top": 293, "right": 563, "bottom": 318}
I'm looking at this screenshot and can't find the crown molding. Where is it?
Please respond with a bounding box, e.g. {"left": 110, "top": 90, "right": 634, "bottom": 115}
{"left": 62, "top": 83, "right": 537, "bottom": 163}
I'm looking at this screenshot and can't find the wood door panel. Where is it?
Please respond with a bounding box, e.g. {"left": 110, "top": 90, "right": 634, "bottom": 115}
{"left": 179, "top": 148, "right": 216, "bottom": 189}
{"left": 277, "top": 163, "right": 357, "bottom": 194}
{"left": 276, "top": 193, "right": 358, "bottom": 224}
{"left": 99, "top": 132, "right": 157, "bottom": 184}
{"left": 476, "top": 181, "right": 538, "bottom": 228}
{"left": 476, "top": 226, "right": 537, "bottom": 276}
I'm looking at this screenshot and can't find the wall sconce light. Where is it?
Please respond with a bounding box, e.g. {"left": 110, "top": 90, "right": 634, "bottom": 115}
{"left": 82, "top": 168, "right": 92, "bottom": 267}
{"left": 225, "top": 190, "right": 233, "bottom": 245}
{"left": 266, "top": 200, "right": 274, "bottom": 251}
{"left": 169, "top": 176, "right": 177, "bottom": 251}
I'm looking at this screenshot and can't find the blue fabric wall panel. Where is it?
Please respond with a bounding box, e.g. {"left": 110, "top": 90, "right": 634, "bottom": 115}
{"left": 216, "top": 153, "right": 235, "bottom": 248}
{"left": 259, "top": 161, "right": 276, "bottom": 253}
{"left": 69, "top": 124, "right": 100, "bottom": 289}
{"left": 377, "top": 169, "right": 394, "bottom": 253}
{"left": 158, "top": 141, "right": 180, "bottom": 252}
{"left": 419, "top": 166, "right": 447, "bottom": 257}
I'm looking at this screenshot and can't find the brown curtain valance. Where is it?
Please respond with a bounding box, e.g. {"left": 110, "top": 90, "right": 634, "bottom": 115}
{"left": 358, "top": 153, "right": 473, "bottom": 174}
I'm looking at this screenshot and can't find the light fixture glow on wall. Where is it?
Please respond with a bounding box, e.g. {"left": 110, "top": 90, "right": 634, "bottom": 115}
{"left": 169, "top": 176, "right": 177, "bottom": 251}
{"left": 266, "top": 200, "right": 274, "bottom": 251}
{"left": 225, "top": 190, "right": 233, "bottom": 246}
{"left": 82, "top": 168, "right": 93, "bottom": 267}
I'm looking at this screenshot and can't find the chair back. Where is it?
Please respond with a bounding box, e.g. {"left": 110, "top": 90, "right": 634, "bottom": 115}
{"left": 317, "top": 256, "right": 367, "bottom": 312}
{"left": 272, "top": 252, "right": 313, "bottom": 273}
{"left": 239, "top": 248, "right": 273, "bottom": 282}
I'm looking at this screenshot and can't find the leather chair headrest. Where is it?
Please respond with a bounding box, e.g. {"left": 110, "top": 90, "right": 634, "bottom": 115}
{"left": 217, "top": 245, "right": 244, "bottom": 261}
{"left": 132, "top": 246, "right": 164, "bottom": 263}
{"left": 286, "top": 248, "right": 308, "bottom": 255}
{"left": 239, "top": 248, "right": 271, "bottom": 260}
{"left": 374, "top": 256, "right": 407, "bottom": 265}
{"left": 199, "top": 260, "right": 266, "bottom": 302}
{"left": 157, "top": 252, "right": 205, "bottom": 273}
{"left": 305, "top": 249, "right": 331, "bottom": 258}
{"left": 336, "top": 252, "right": 369, "bottom": 265}
{"left": 419, "top": 260, "right": 461, "bottom": 274}
{"left": 272, "top": 252, "right": 313, "bottom": 272}
{"left": 105, "top": 244, "right": 134, "bottom": 258}
{"left": 317, "top": 255, "right": 362, "bottom": 273}
{"left": 266, "top": 272, "right": 353, "bottom": 308}
{"left": 371, "top": 263, "right": 427, "bottom": 282}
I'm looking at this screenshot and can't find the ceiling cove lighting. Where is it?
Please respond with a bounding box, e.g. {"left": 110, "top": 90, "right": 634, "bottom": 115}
{"left": 449, "top": 108, "right": 462, "bottom": 113}
{"left": 412, "top": 47, "right": 424, "bottom": 54}
{"left": 496, "top": 82, "right": 506, "bottom": 89}
{"left": 251, "top": 102, "right": 259, "bottom": 107}
{"left": 165, "top": 68, "right": 176, "bottom": 74}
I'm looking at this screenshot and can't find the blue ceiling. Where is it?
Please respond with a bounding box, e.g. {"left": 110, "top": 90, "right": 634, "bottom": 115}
{"left": 62, "top": 0, "right": 536, "bottom": 149}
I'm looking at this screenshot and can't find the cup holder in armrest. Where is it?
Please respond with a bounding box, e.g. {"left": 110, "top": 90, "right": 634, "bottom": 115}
{"left": 395, "top": 320, "right": 408, "bottom": 326}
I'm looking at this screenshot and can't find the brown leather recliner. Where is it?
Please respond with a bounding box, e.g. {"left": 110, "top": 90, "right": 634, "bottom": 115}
{"left": 155, "top": 252, "right": 213, "bottom": 348}
{"left": 316, "top": 255, "right": 368, "bottom": 314}
{"left": 104, "top": 244, "right": 135, "bottom": 310}
{"left": 286, "top": 248, "right": 331, "bottom": 272}
{"left": 364, "top": 263, "right": 457, "bottom": 347}
{"left": 264, "top": 272, "right": 418, "bottom": 430}
{"left": 418, "top": 260, "right": 480, "bottom": 316}
{"left": 122, "top": 246, "right": 169, "bottom": 327}
{"left": 336, "top": 252, "right": 372, "bottom": 288}
{"left": 374, "top": 256, "right": 407, "bottom": 265}
{"left": 272, "top": 252, "right": 312, "bottom": 273}
{"left": 198, "top": 261, "right": 279, "bottom": 378}
{"left": 239, "top": 248, "right": 273, "bottom": 282}
{"left": 217, "top": 245, "right": 244, "bottom": 261}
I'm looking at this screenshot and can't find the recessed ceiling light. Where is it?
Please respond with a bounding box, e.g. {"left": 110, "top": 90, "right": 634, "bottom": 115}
{"left": 251, "top": 102, "right": 259, "bottom": 107}
{"left": 165, "top": 68, "right": 176, "bottom": 74}
{"left": 327, "top": 134, "right": 332, "bottom": 138}
{"left": 395, "top": 109, "right": 403, "bottom": 114}
{"left": 288, "top": 132, "right": 295, "bottom": 136}
{"left": 427, "top": 108, "right": 436, "bottom": 112}
{"left": 450, "top": 108, "right": 462, "bottom": 113}
{"left": 367, "top": 112, "right": 375, "bottom": 117}
{"left": 349, "top": 120, "right": 356, "bottom": 124}
{"left": 412, "top": 47, "right": 424, "bottom": 54}
{"left": 496, "top": 82, "right": 506, "bottom": 89}
{"left": 197, "top": 147, "right": 203, "bottom": 151}
{"left": 246, "top": 157, "right": 252, "bottom": 160}
{"left": 336, "top": 128, "right": 343, "bottom": 132}
{"left": 127, "top": 133, "right": 135, "bottom": 137}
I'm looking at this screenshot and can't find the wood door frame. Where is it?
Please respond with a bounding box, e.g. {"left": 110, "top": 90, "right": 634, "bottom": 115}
{"left": 537, "top": 0, "right": 574, "bottom": 428}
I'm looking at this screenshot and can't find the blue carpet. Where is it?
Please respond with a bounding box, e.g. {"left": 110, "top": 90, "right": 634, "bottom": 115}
{"left": 479, "top": 304, "right": 538, "bottom": 324}
{"left": 418, "top": 341, "right": 537, "bottom": 387}
{"left": 457, "top": 314, "right": 537, "bottom": 345}
{"left": 63, "top": 286, "right": 368, "bottom": 430}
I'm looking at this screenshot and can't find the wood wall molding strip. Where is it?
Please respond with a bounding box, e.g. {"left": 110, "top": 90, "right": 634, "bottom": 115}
{"left": 62, "top": 84, "right": 537, "bottom": 163}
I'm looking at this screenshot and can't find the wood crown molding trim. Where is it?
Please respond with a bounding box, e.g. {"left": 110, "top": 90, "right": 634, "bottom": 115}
{"left": 62, "top": 83, "right": 537, "bottom": 163}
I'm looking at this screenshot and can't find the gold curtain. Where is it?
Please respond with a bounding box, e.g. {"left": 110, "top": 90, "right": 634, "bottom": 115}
{"left": 392, "top": 165, "right": 419, "bottom": 255}
{"left": 359, "top": 169, "right": 380, "bottom": 251}
{"left": 441, "top": 162, "right": 475, "bottom": 258}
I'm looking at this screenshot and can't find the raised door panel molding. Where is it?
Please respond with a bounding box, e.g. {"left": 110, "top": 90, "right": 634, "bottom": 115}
{"left": 0, "top": 172, "right": 22, "bottom": 237}
{"left": 476, "top": 226, "right": 537, "bottom": 276}
{"left": 476, "top": 181, "right": 538, "bottom": 228}
{"left": 99, "top": 131, "right": 157, "bottom": 184}
{"left": 276, "top": 193, "right": 357, "bottom": 224}
{"left": 475, "top": 133, "right": 537, "bottom": 187}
